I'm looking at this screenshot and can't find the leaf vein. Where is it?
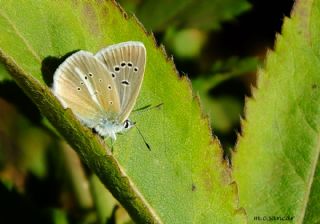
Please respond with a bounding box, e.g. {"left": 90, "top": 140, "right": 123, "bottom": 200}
{"left": 0, "top": 9, "right": 41, "bottom": 62}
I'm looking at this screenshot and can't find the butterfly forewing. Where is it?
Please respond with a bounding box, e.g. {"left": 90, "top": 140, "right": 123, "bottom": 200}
{"left": 96, "top": 41, "right": 146, "bottom": 123}
{"left": 53, "top": 51, "right": 121, "bottom": 127}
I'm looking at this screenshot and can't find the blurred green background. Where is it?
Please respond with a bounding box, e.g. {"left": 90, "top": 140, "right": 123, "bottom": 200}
{"left": 0, "top": 0, "right": 293, "bottom": 223}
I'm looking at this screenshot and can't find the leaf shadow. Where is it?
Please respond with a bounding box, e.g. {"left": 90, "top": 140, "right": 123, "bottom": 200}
{"left": 41, "top": 50, "right": 79, "bottom": 87}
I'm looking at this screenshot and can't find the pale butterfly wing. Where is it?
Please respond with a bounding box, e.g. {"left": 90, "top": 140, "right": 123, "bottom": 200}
{"left": 52, "top": 51, "right": 121, "bottom": 128}
{"left": 96, "top": 41, "right": 146, "bottom": 123}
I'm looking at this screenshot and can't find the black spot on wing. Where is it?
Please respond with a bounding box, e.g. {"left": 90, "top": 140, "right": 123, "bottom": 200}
{"left": 121, "top": 80, "right": 130, "bottom": 86}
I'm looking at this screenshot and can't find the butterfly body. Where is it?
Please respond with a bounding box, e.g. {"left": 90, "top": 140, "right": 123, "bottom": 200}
{"left": 52, "top": 41, "right": 146, "bottom": 140}
{"left": 94, "top": 118, "right": 134, "bottom": 140}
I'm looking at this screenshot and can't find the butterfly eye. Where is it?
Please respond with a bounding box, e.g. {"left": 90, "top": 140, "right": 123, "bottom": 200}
{"left": 121, "top": 62, "right": 126, "bottom": 67}
{"left": 127, "top": 62, "right": 133, "bottom": 67}
{"left": 134, "top": 67, "right": 138, "bottom": 72}
{"left": 124, "top": 120, "right": 130, "bottom": 129}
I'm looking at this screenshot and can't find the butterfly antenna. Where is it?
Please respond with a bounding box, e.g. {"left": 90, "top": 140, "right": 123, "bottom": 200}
{"left": 134, "top": 124, "right": 151, "bottom": 151}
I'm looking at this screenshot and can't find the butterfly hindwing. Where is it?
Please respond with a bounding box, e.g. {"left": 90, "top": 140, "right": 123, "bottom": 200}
{"left": 53, "top": 51, "right": 121, "bottom": 127}
{"left": 96, "top": 41, "right": 146, "bottom": 123}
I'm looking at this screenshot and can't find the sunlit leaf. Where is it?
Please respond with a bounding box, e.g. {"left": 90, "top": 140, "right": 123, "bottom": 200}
{"left": 233, "top": 0, "right": 320, "bottom": 223}
{"left": 0, "top": 0, "right": 245, "bottom": 223}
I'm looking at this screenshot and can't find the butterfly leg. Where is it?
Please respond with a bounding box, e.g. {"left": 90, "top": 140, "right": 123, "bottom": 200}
{"left": 110, "top": 138, "right": 114, "bottom": 153}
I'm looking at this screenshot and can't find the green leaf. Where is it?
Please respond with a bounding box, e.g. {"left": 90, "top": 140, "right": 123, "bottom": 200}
{"left": 164, "top": 28, "right": 208, "bottom": 59}
{"left": 50, "top": 209, "right": 69, "bottom": 224}
{"left": 135, "top": 0, "right": 251, "bottom": 31}
{"left": 174, "top": 0, "right": 251, "bottom": 30}
{"left": 0, "top": 0, "right": 245, "bottom": 223}
{"left": 0, "top": 62, "right": 11, "bottom": 81}
{"left": 233, "top": 0, "right": 320, "bottom": 223}
{"left": 135, "top": 0, "right": 193, "bottom": 31}
{"left": 192, "top": 57, "right": 258, "bottom": 134}
{"left": 193, "top": 57, "right": 259, "bottom": 92}
{"left": 89, "top": 174, "right": 120, "bottom": 223}
{"left": 203, "top": 96, "right": 242, "bottom": 135}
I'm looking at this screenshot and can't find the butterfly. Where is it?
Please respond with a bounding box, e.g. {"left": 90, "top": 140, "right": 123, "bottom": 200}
{"left": 52, "top": 41, "right": 146, "bottom": 140}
